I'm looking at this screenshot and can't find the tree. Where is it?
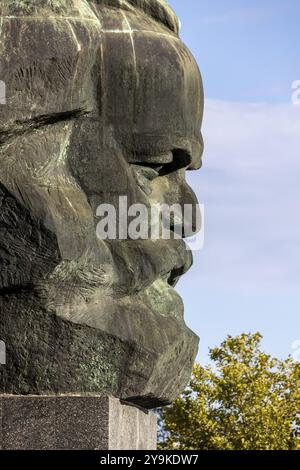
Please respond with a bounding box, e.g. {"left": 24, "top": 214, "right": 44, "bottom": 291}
{"left": 159, "top": 333, "right": 300, "bottom": 450}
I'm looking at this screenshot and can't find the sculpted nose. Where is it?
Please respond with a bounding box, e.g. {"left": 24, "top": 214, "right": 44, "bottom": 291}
{"left": 189, "top": 132, "right": 204, "bottom": 171}
{"left": 163, "top": 149, "right": 202, "bottom": 237}
{"left": 155, "top": 175, "right": 201, "bottom": 238}
{"left": 177, "top": 181, "right": 201, "bottom": 237}
{"left": 149, "top": 146, "right": 203, "bottom": 237}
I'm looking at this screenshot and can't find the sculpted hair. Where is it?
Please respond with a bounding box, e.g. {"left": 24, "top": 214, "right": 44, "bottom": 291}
{"left": 102, "top": 0, "right": 180, "bottom": 34}
{"left": 1, "top": 1, "right": 179, "bottom": 34}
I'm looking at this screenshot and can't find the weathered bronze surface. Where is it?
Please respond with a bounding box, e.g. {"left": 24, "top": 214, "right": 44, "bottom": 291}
{"left": 0, "top": 0, "right": 204, "bottom": 408}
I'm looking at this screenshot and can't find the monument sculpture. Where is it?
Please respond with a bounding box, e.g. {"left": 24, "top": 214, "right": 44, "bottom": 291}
{"left": 0, "top": 0, "right": 204, "bottom": 449}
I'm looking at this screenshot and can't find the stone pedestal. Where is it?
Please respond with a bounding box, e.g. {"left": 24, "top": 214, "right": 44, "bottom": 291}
{"left": 0, "top": 396, "right": 157, "bottom": 450}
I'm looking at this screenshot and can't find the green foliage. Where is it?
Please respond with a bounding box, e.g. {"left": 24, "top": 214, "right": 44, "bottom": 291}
{"left": 160, "top": 333, "right": 300, "bottom": 450}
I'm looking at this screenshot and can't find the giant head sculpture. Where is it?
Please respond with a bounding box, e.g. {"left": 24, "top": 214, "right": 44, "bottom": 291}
{"left": 0, "top": 0, "right": 204, "bottom": 408}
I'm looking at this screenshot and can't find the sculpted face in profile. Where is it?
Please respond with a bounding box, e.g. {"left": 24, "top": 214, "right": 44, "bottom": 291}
{"left": 0, "top": 0, "right": 204, "bottom": 408}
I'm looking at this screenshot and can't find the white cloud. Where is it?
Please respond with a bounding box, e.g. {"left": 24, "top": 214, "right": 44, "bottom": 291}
{"left": 186, "top": 99, "right": 300, "bottom": 295}
{"left": 199, "top": 3, "right": 293, "bottom": 26}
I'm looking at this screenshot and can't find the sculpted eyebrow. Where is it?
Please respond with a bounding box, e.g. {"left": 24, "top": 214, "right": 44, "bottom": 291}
{"left": 0, "top": 108, "right": 88, "bottom": 146}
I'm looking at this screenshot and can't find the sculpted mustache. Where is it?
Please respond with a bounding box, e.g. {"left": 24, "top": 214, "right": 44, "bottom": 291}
{"left": 107, "top": 239, "right": 193, "bottom": 295}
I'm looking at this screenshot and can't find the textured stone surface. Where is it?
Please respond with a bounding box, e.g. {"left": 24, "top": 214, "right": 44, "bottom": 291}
{"left": 0, "top": 0, "right": 203, "bottom": 407}
{"left": 0, "top": 395, "right": 157, "bottom": 450}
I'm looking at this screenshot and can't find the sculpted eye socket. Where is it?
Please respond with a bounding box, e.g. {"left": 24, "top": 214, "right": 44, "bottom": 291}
{"left": 131, "top": 149, "right": 192, "bottom": 195}
{"left": 130, "top": 150, "right": 192, "bottom": 179}
{"left": 158, "top": 150, "right": 191, "bottom": 177}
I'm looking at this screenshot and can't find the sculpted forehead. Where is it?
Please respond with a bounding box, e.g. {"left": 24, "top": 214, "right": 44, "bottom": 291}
{"left": 0, "top": 2, "right": 202, "bottom": 131}
{"left": 103, "top": 33, "right": 203, "bottom": 165}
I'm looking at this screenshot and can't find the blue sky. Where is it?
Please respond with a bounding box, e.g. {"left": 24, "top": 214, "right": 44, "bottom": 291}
{"left": 167, "top": 0, "right": 300, "bottom": 362}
